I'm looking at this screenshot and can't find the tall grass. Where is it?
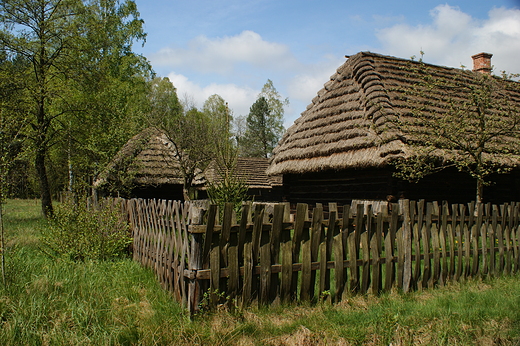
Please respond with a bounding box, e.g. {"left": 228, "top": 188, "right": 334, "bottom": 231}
{"left": 0, "top": 199, "right": 519, "bottom": 345}
{"left": 0, "top": 199, "right": 186, "bottom": 345}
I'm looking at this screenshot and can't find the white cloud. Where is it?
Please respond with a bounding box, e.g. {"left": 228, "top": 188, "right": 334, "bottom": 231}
{"left": 287, "top": 55, "right": 344, "bottom": 104}
{"left": 152, "top": 30, "right": 299, "bottom": 74}
{"left": 376, "top": 5, "right": 520, "bottom": 73}
{"left": 167, "top": 72, "right": 258, "bottom": 117}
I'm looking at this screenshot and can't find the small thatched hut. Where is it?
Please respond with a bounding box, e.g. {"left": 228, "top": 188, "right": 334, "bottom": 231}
{"left": 267, "top": 52, "right": 520, "bottom": 204}
{"left": 94, "top": 127, "right": 187, "bottom": 200}
{"left": 95, "top": 128, "right": 282, "bottom": 201}
{"left": 200, "top": 157, "right": 283, "bottom": 201}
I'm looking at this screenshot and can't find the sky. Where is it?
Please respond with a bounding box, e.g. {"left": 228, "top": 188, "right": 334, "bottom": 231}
{"left": 132, "top": 0, "right": 520, "bottom": 128}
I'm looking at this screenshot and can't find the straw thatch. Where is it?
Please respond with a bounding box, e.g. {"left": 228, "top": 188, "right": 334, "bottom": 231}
{"left": 203, "top": 157, "right": 282, "bottom": 189}
{"left": 95, "top": 128, "right": 281, "bottom": 196}
{"left": 94, "top": 127, "right": 186, "bottom": 189}
{"left": 267, "top": 52, "right": 520, "bottom": 176}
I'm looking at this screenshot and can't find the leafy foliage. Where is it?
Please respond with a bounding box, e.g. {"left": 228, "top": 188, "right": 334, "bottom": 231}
{"left": 240, "top": 80, "right": 288, "bottom": 158}
{"left": 0, "top": 0, "right": 152, "bottom": 215}
{"left": 206, "top": 144, "right": 248, "bottom": 219}
{"left": 148, "top": 78, "right": 234, "bottom": 200}
{"left": 42, "top": 199, "right": 132, "bottom": 261}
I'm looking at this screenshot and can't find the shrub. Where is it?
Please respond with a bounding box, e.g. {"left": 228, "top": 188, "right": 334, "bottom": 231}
{"left": 42, "top": 199, "right": 132, "bottom": 261}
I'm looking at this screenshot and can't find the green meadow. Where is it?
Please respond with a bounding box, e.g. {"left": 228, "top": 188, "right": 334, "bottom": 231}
{"left": 1, "top": 199, "right": 519, "bottom": 345}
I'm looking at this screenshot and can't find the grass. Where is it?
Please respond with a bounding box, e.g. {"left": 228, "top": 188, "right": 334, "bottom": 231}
{"left": 1, "top": 199, "right": 520, "bottom": 345}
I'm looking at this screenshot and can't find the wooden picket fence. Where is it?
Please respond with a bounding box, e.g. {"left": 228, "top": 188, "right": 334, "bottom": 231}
{"left": 120, "top": 198, "right": 520, "bottom": 314}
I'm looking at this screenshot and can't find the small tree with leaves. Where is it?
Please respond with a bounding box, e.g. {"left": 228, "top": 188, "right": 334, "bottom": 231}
{"left": 241, "top": 80, "right": 288, "bottom": 158}
{"left": 392, "top": 60, "right": 520, "bottom": 203}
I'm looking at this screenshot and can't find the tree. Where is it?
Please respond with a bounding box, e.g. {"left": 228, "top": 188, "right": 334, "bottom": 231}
{"left": 0, "top": 53, "right": 28, "bottom": 284}
{"left": 392, "top": 62, "right": 520, "bottom": 203}
{"left": 148, "top": 78, "right": 219, "bottom": 200}
{"left": 242, "top": 80, "right": 288, "bottom": 157}
{"left": 203, "top": 94, "right": 232, "bottom": 132}
{"left": 0, "top": 0, "right": 150, "bottom": 216}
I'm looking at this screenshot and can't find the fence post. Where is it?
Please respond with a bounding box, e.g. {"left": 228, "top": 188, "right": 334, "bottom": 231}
{"left": 187, "top": 204, "right": 205, "bottom": 316}
{"left": 402, "top": 200, "right": 413, "bottom": 293}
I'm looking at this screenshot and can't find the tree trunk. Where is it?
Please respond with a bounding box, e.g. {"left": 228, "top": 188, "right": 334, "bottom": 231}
{"left": 35, "top": 146, "right": 53, "bottom": 218}
{"left": 476, "top": 179, "right": 484, "bottom": 204}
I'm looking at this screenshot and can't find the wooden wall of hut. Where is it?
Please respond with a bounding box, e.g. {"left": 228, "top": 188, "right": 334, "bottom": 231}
{"left": 131, "top": 184, "right": 185, "bottom": 201}
{"left": 283, "top": 167, "right": 520, "bottom": 205}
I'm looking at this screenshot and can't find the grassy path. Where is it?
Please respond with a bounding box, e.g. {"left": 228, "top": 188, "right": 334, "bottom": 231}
{"left": 1, "top": 199, "right": 519, "bottom": 345}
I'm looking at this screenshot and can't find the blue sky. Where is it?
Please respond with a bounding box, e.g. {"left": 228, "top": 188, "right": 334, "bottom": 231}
{"left": 132, "top": 0, "right": 520, "bottom": 127}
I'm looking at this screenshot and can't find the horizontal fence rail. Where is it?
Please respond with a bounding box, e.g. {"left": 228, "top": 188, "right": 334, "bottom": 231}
{"left": 120, "top": 198, "right": 520, "bottom": 314}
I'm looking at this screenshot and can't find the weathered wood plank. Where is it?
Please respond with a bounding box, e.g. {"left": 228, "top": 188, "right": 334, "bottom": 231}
{"left": 310, "top": 206, "right": 324, "bottom": 300}
{"left": 402, "top": 200, "right": 413, "bottom": 293}
{"left": 370, "top": 212, "right": 383, "bottom": 295}
{"left": 270, "top": 204, "right": 285, "bottom": 303}
{"left": 421, "top": 203, "right": 432, "bottom": 289}
{"left": 259, "top": 212, "right": 272, "bottom": 305}
{"left": 413, "top": 200, "right": 423, "bottom": 290}
{"left": 334, "top": 213, "right": 346, "bottom": 301}
{"left": 300, "top": 205, "right": 314, "bottom": 302}
{"left": 280, "top": 205, "right": 294, "bottom": 303}
{"left": 291, "top": 203, "right": 308, "bottom": 299}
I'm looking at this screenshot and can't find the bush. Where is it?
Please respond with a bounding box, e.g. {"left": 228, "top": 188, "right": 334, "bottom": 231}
{"left": 42, "top": 199, "right": 132, "bottom": 261}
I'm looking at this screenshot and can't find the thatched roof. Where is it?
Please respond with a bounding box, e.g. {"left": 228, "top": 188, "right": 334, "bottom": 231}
{"left": 204, "top": 157, "right": 282, "bottom": 189}
{"left": 267, "top": 52, "right": 520, "bottom": 175}
{"left": 95, "top": 128, "right": 281, "bottom": 190}
{"left": 94, "top": 127, "right": 185, "bottom": 188}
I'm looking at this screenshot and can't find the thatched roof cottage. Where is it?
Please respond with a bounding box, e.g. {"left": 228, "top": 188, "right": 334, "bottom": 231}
{"left": 267, "top": 52, "right": 520, "bottom": 204}
{"left": 95, "top": 127, "right": 282, "bottom": 201}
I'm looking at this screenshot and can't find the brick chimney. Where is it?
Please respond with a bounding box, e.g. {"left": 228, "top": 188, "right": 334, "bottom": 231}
{"left": 471, "top": 52, "right": 493, "bottom": 74}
